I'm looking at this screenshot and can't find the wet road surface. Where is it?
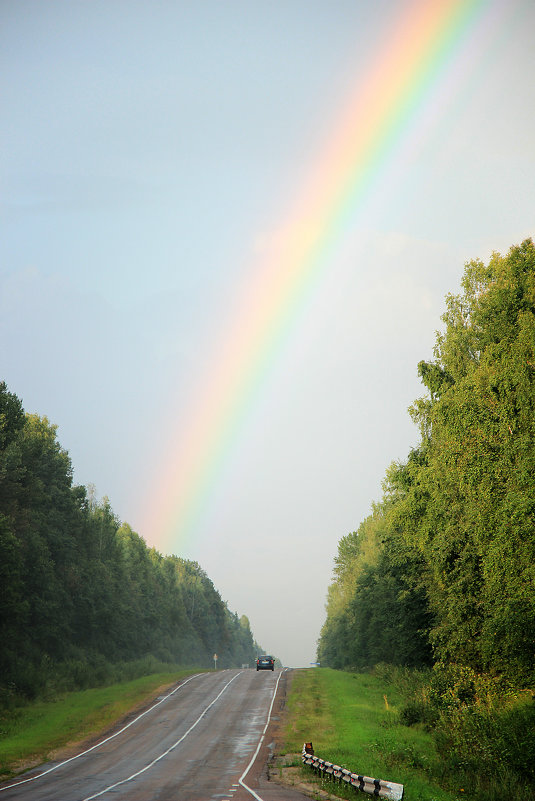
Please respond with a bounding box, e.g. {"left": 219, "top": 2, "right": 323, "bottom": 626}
{"left": 0, "top": 669, "right": 311, "bottom": 801}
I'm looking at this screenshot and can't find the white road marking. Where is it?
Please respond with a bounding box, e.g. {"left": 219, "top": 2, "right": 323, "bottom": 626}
{"left": 82, "top": 672, "right": 242, "bottom": 800}
{"left": 238, "top": 669, "right": 286, "bottom": 801}
{"left": 0, "top": 672, "right": 205, "bottom": 795}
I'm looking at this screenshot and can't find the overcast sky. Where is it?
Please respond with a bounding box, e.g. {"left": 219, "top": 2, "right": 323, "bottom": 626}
{"left": 2, "top": 0, "right": 534, "bottom": 667}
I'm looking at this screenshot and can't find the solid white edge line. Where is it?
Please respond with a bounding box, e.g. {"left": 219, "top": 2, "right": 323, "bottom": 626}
{"left": 81, "top": 671, "right": 242, "bottom": 801}
{"left": 0, "top": 672, "right": 205, "bottom": 794}
{"left": 238, "top": 668, "right": 286, "bottom": 801}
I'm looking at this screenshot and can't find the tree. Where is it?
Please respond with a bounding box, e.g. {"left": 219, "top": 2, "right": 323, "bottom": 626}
{"left": 319, "top": 239, "right": 535, "bottom": 686}
{"left": 0, "top": 383, "right": 261, "bottom": 701}
{"left": 408, "top": 240, "right": 535, "bottom": 681}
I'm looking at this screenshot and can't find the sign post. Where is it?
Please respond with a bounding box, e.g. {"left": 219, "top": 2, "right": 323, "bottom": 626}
{"left": 213, "top": 653, "right": 218, "bottom": 670}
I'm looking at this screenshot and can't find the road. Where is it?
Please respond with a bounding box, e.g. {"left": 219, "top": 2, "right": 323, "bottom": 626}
{"left": 0, "top": 669, "right": 310, "bottom": 801}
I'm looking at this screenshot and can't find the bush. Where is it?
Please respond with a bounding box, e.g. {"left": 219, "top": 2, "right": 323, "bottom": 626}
{"left": 399, "top": 698, "right": 438, "bottom": 728}
{"left": 395, "top": 662, "right": 535, "bottom": 799}
{"left": 438, "top": 692, "right": 535, "bottom": 785}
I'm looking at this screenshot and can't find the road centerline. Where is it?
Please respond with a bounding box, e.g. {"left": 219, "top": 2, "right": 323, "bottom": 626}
{"left": 0, "top": 672, "right": 205, "bottom": 795}
{"left": 81, "top": 671, "right": 242, "bottom": 801}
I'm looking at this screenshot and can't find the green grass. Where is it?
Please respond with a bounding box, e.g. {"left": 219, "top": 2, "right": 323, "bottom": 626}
{"left": 0, "top": 668, "right": 204, "bottom": 778}
{"left": 283, "top": 668, "right": 466, "bottom": 801}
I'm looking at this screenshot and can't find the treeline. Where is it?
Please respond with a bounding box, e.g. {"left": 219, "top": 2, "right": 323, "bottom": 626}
{"left": 0, "top": 390, "right": 261, "bottom": 703}
{"left": 318, "top": 239, "right": 535, "bottom": 796}
{"left": 318, "top": 238, "right": 535, "bottom": 686}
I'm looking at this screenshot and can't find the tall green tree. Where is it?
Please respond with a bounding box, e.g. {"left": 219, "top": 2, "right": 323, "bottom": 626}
{"left": 408, "top": 239, "right": 535, "bottom": 681}
{"left": 0, "top": 383, "right": 261, "bottom": 701}
{"left": 319, "top": 239, "right": 535, "bottom": 686}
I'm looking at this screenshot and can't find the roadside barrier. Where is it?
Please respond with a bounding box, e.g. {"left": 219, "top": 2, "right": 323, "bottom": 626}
{"left": 302, "top": 743, "right": 404, "bottom": 800}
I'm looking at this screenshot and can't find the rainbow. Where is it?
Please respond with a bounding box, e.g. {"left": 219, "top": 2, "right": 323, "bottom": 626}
{"left": 144, "top": 0, "right": 495, "bottom": 556}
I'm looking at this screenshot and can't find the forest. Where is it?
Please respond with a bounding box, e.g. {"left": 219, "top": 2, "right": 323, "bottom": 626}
{"left": 0, "top": 390, "right": 261, "bottom": 705}
{"left": 318, "top": 239, "right": 535, "bottom": 793}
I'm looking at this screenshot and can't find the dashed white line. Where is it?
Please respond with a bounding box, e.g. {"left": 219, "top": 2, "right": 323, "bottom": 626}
{"left": 0, "top": 672, "right": 205, "bottom": 795}
{"left": 81, "top": 672, "right": 242, "bottom": 800}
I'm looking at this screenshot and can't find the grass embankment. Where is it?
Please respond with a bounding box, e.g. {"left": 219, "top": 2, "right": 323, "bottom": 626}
{"left": 0, "top": 668, "right": 203, "bottom": 778}
{"left": 282, "top": 667, "right": 465, "bottom": 801}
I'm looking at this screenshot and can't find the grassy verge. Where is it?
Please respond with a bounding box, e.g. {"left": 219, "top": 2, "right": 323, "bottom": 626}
{"left": 281, "top": 667, "right": 465, "bottom": 801}
{"left": 0, "top": 668, "right": 204, "bottom": 778}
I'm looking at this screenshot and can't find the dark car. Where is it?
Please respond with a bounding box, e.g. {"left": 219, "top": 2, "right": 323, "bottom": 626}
{"left": 256, "top": 655, "right": 275, "bottom": 671}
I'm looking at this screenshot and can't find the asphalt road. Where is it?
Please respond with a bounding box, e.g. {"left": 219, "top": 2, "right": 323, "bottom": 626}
{"left": 0, "top": 669, "right": 310, "bottom": 801}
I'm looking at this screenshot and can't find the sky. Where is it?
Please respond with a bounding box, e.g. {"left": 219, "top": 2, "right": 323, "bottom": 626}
{"left": 1, "top": 0, "right": 534, "bottom": 668}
